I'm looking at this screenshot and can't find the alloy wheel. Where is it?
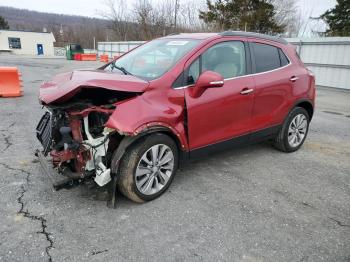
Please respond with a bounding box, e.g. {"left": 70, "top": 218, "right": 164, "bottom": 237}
{"left": 288, "top": 114, "right": 308, "bottom": 147}
{"left": 135, "top": 144, "right": 175, "bottom": 195}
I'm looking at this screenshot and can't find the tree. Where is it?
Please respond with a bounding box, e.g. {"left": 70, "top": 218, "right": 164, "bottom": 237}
{"left": 321, "top": 0, "right": 350, "bottom": 36}
{"left": 271, "top": 0, "right": 300, "bottom": 37}
{"left": 178, "top": 0, "right": 207, "bottom": 31}
{"left": 100, "top": 0, "right": 132, "bottom": 41}
{"left": 133, "top": 0, "right": 180, "bottom": 40}
{"left": 199, "top": 0, "right": 285, "bottom": 34}
{"left": 0, "top": 16, "right": 10, "bottom": 30}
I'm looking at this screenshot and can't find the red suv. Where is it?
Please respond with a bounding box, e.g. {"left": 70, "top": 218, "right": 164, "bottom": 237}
{"left": 36, "top": 31, "right": 315, "bottom": 205}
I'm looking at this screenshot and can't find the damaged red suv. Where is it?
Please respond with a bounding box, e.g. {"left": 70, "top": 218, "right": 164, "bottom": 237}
{"left": 36, "top": 31, "right": 315, "bottom": 205}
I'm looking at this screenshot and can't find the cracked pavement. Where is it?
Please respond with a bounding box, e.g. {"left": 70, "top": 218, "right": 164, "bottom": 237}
{"left": 0, "top": 55, "right": 349, "bottom": 262}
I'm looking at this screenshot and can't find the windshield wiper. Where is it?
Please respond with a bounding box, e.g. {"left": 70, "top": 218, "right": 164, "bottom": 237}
{"left": 110, "top": 62, "right": 133, "bottom": 75}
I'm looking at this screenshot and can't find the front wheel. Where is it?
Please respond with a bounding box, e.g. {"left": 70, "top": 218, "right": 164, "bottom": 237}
{"left": 115, "top": 133, "right": 178, "bottom": 203}
{"left": 273, "top": 107, "right": 310, "bottom": 152}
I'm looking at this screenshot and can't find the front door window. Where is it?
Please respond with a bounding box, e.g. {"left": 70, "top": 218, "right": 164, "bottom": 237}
{"left": 187, "top": 41, "right": 246, "bottom": 84}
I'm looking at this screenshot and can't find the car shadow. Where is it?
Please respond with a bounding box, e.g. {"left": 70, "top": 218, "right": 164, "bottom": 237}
{"left": 75, "top": 141, "right": 277, "bottom": 208}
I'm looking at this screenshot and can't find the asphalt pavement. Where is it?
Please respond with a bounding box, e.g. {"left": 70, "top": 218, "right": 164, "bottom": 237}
{"left": 0, "top": 55, "right": 349, "bottom": 262}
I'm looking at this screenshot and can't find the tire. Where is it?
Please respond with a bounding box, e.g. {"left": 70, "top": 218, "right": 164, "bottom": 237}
{"left": 273, "top": 107, "right": 310, "bottom": 153}
{"left": 115, "top": 133, "right": 178, "bottom": 203}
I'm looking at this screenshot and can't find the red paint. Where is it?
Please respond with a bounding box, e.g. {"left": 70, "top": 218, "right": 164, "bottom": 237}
{"left": 189, "top": 71, "right": 224, "bottom": 98}
{"left": 68, "top": 117, "right": 90, "bottom": 173}
{"left": 39, "top": 70, "right": 149, "bottom": 104}
{"left": 69, "top": 106, "right": 114, "bottom": 117}
{"left": 185, "top": 74, "right": 255, "bottom": 149}
{"left": 39, "top": 33, "right": 315, "bottom": 153}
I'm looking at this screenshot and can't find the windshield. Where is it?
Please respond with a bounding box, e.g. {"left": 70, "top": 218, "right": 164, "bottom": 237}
{"left": 106, "top": 39, "right": 201, "bottom": 80}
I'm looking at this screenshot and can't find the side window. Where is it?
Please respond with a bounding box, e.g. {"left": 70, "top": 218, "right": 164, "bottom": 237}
{"left": 251, "top": 42, "right": 280, "bottom": 73}
{"left": 279, "top": 49, "right": 289, "bottom": 67}
{"left": 188, "top": 58, "right": 200, "bottom": 84}
{"left": 187, "top": 41, "right": 246, "bottom": 84}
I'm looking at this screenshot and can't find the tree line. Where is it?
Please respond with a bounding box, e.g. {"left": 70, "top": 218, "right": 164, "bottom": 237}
{"left": 98, "top": 0, "right": 350, "bottom": 40}
{"left": 0, "top": 0, "right": 349, "bottom": 48}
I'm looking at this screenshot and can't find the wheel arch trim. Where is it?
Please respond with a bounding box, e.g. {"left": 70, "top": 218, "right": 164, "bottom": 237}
{"left": 110, "top": 124, "right": 187, "bottom": 175}
{"left": 293, "top": 98, "right": 314, "bottom": 120}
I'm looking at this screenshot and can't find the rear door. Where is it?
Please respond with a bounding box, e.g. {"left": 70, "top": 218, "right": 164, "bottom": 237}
{"left": 248, "top": 40, "right": 294, "bottom": 132}
{"left": 184, "top": 40, "right": 255, "bottom": 150}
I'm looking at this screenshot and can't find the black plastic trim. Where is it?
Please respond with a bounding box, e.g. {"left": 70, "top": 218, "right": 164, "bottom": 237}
{"left": 189, "top": 125, "right": 281, "bottom": 159}
{"left": 220, "top": 31, "right": 288, "bottom": 45}
{"left": 244, "top": 41, "right": 253, "bottom": 75}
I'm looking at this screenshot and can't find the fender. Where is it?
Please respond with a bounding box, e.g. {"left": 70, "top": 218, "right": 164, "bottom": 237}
{"left": 107, "top": 124, "right": 188, "bottom": 208}
{"left": 292, "top": 98, "right": 314, "bottom": 120}
{"left": 105, "top": 90, "right": 188, "bottom": 149}
{"left": 109, "top": 124, "right": 187, "bottom": 184}
{"left": 134, "top": 122, "right": 188, "bottom": 151}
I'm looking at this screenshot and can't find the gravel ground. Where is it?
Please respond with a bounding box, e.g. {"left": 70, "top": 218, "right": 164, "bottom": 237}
{"left": 0, "top": 55, "right": 349, "bottom": 262}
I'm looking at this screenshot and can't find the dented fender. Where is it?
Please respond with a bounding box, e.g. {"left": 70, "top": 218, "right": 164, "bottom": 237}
{"left": 105, "top": 90, "right": 189, "bottom": 151}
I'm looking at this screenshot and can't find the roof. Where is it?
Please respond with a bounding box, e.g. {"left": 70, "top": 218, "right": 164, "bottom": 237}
{"left": 286, "top": 37, "right": 350, "bottom": 45}
{"left": 163, "top": 33, "right": 219, "bottom": 40}
{"left": 163, "top": 31, "right": 288, "bottom": 44}
{"left": 0, "top": 29, "right": 56, "bottom": 42}
{"left": 0, "top": 29, "right": 52, "bottom": 34}
{"left": 219, "top": 31, "right": 288, "bottom": 44}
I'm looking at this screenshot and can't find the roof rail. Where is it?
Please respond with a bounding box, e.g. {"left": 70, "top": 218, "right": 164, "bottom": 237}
{"left": 166, "top": 33, "right": 181, "bottom": 36}
{"left": 219, "top": 31, "right": 288, "bottom": 45}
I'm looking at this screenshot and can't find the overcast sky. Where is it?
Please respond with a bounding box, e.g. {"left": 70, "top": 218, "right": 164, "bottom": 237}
{"left": 0, "top": 0, "right": 337, "bottom": 18}
{"left": 0, "top": 0, "right": 337, "bottom": 36}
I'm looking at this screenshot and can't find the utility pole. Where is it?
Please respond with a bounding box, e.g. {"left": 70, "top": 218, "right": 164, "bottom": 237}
{"left": 174, "top": 0, "right": 179, "bottom": 30}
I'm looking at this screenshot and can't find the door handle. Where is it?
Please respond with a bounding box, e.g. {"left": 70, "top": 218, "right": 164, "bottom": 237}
{"left": 240, "top": 88, "right": 254, "bottom": 95}
{"left": 290, "top": 76, "right": 299, "bottom": 82}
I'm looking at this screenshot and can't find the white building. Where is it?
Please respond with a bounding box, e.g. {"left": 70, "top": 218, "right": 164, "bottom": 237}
{"left": 0, "top": 30, "right": 56, "bottom": 56}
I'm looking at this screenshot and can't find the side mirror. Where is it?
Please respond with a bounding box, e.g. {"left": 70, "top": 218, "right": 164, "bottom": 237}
{"left": 190, "top": 71, "right": 224, "bottom": 98}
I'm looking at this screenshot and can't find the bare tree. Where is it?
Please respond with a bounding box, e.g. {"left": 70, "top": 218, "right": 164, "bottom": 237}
{"left": 133, "top": 0, "right": 154, "bottom": 39}
{"left": 178, "top": 0, "right": 208, "bottom": 31}
{"left": 133, "top": 0, "right": 179, "bottom": 39}
{"left": 270, "top": 0, "right": 300, "bottom": 37}
{"left": 293, "top": 6, "right": 323, "bottom": 37}
{"left": 99, "top": 0, "right": 131, "bottom": 41}
{"left": 100, "top": 0, "right": 209, "bottom": 41}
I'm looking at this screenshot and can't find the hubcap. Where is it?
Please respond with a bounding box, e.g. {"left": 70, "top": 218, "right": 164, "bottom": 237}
{"left": 288, "top": 114, "right": 308, "bottom": 147}
{"left": 135, "top": 144, "right": 174, "bottom": 195}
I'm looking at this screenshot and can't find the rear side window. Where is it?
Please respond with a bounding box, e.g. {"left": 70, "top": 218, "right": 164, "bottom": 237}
{"left": 251, "top": 42, "right": 289, "bottom": 73}
{"left": 279, "top": 49, "right": 289, "bottom": 66}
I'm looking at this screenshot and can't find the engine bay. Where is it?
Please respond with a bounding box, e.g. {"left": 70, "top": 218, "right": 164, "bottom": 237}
{"left": 36, "top": 87, "right": 139, "bottom": 187}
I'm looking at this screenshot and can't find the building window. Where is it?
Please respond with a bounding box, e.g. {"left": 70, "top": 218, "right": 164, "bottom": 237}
{"left": 8, "top": 38, "right": 21, "bottom": 49}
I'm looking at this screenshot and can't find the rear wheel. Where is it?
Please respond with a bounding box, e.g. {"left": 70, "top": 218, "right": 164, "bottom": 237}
{"left": 273, "top": 107, "right": 310, "bottom": 152}
{"left": 115, "top": 133, "right": 178, "bottom": 202}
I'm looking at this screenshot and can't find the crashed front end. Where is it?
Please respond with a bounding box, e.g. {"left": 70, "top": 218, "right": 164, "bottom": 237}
{"left": 35, "top": 70, "right": 148, "bottom": 192}
{"left": 36, "top": 103, "right": 116, "bottom": 187}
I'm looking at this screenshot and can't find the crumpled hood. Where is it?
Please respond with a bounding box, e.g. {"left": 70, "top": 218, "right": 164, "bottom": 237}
{"left": 39, "top": 69, "right": 149, "bottom": 104}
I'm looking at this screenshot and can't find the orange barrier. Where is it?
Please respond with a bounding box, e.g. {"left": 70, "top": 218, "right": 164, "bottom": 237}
{"left": 74, "top": 53, "right": 82, "bottom": 61}
{"left": 0, "top": 67, "right": 23, "bottom": 98}
{"left": 81, "top": 54, "right": 97, "bottom": 61}
{"left": 100, "top": 54, "right": 109, "bottom": 62}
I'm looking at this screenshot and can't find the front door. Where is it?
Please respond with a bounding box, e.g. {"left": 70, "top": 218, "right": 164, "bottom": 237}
{"left": 184, "top": 40, "right": 255, "bottom": 151}
{"left": 37, "top": 44, "right": 44, "bottom": 55}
